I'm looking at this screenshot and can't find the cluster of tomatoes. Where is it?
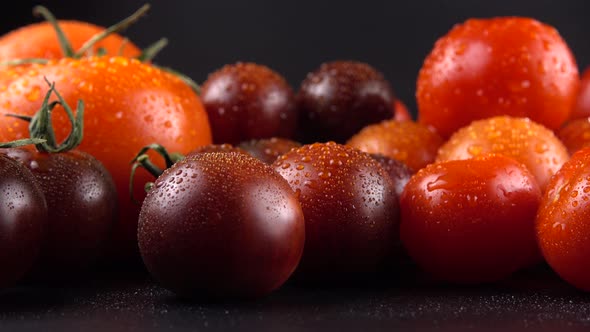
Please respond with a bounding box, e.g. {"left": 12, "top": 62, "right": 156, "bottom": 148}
{"left": 1, "top": 6, "right": 590, "bottom": 299}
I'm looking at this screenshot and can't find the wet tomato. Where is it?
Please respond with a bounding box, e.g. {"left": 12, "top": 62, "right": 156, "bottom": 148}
{"left": 5, "top": 148, "right": 117, "bottom": 272}
{"left": 536, "top": 147, "right": 590, "bottom": 291}
{"left": 201, "top": 62, "right": 297, "bottom": 144}
{"left": 0, "top": 57, "right": 212, "bottom": 258}
{"left": 297, "top": 61, "right": 395, "bottom": 143}
{"left": 138, "top": 152, "right": 305, "bottom": 298}
{"left": 238, "top": 137, "right": 301, "bottom": 164}
{"left": 437, "top": 116, "right": 569, "bottom": 192}
{"left": 400, "top": 154, "right": 541, "bottom": 284}
{"left": 558, "top": 117, "right": 590, "bottom": 155}
{"left": 571, "top": 67, "right": 590, "bottom": 120}
{"left": 0, "top": 153, "right": 47, "bottom": 288}
{"left": 347, "top": 120, "right": 444, "bottom": 172}
{"left": 0, "top": 20, "right": 140, "bottom": 61}
{"left": 417, "top": 17, "right": 579, "bottom": 138}
{"left": 273, "top": 142, "right": 399, "bottom": 282}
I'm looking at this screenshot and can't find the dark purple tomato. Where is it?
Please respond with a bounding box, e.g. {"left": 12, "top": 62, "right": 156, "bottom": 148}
{"left": 238, "top": 137, "right": 301, "bottom": 164}
{"left": 273, "top": 142, "right": 399, "bottom": 281}
{"left": 297, "top": 61, "right": 395, "bottom": 143}
{"left": 0, "top": 153, "right": 47, "bottom": 287}
{"left": 185, "top": 143, "right": 248, "bottom": 158}
{"left": 5, "top": 148, "right": 118, "bottom": 272}
{"left": 201, "top": 62, "right": 297, "bottom": 144}
{"left": 138, "top": 152, "right": 305, "bottom": 298}
{"left": 369, "top": 153, "right": 413, "bottom": 199}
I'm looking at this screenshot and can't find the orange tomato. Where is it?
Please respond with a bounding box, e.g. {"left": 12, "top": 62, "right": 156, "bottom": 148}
{"left": 0, "top": 21, "right": 141, "bottom": 61}
{"left": 0, "top": 57, "right": 212, "bottom": 258}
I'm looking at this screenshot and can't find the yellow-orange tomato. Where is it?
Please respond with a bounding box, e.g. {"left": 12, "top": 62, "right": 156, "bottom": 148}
{"left": 0, "top": 57, "right": 212, "bottom": 258}
{"left": 346, "top": 120, "right": 444, "bottom": 172}
{"left": 437, "top": 116, "right": 569, "bottom": 191}
{"left": 0, "top": 21, "right": 141, "bottom": 61}
{"left": 558, "top": 117, "right": 590, "bottom": 155}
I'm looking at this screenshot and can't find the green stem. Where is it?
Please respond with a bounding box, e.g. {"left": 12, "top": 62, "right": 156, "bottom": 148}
{"left": 129, "top": 154, "right": 162, "bottom": 204}
{"left": 0, "top": 138, "right": 47, "bottom": 148}
{"left": 0, "top": 58, "right": 49, "bottom": 66}
{"left": 74, "top": 4, "right": 151, "bottom": 58}
{"left": 32, "top": 6, "right": 75, "bottom": 57}
{"left": 136, "top": 38, "right": 168, "bottom": 62}
{"left": 156, "top": 65, "right": 201, "bottom": 95}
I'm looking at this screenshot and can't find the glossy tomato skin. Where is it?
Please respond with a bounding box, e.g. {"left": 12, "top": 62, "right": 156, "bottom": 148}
{"left": 238, "top": 137, "right": 301, "bottom": 164}
{"left": 138, "top": 152, "right": 305, "bottom": 298}
{"left": 417, "top": 17, "right": 579, "bottom": 138}
{"left": 0, "top": 154, "right": 47, "bottom": 288}
{"left": 369, "top": 153, "right": 413, "bottom": 199}
{"left": 571, "top": 67, "right": 590, "bottom": 120}
{"left": 273, "top": 142, "right": 400, "bottom": 282}
{"left": 0, "top": 57, "right": 212, "bottom": 258}
{"left": 558, "top": 117, "right": 590, "bottom": 155}
{"left": 201, "top": 62, "right": 297, "bottom": 145}
{"left": 5, "top": 148, "right": 117, "bottom": 272}
{"left": 400, "top": 154, "right": 541, "bottom": 284}
{"left": 297, "top": 61, "right": 395, "bottom": 143}
{"left": 537, "top": 147, "right": 590, "bottom": 291}
{"left": 347, "top": 120, "right": 444, "bottom": 172}
{"left": 0, "top": 21, "right": 141, "bottom": 61}
{"left": 437, "top": 116, "right": 569, "bottom": 192}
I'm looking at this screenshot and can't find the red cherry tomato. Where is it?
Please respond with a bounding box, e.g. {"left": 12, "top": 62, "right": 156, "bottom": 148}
{"left": 537, "top": 147, "right": 590, "bottom": 291}
{"left": 417, "top": 17, "right": 579, "bottom": 138}
{"left": 400, "top": 154, "right": 541, "bottom": 284}
{"left": 558, "top": 117, "right": 590, "bottom": 155}
{"left": 571, "top": 67, "right": 590, "bottom": 120}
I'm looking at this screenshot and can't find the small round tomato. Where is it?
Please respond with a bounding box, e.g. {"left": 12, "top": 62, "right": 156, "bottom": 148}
{"left": 273, "top": 142, "right": 400, "bottom": 282}
{"left": 571, "top": 67, "right": 590, "bottom": 120}
{"left": 346, "top": 120, "right": 444, "bottom": 172}
{"left": 558, "top": 117, "right": 590, "bottom": 155}
{"left": 537, "top": 147, "right": 590, "bottom": 291}
{"left": 437, "top": 116, "right": 569, "bottom": 192}
{"left": 201, "top": 62, "right": 297, "bottom": 145}
{"left": 0, "top": 57, "right": 212, "bottom": 258}
{"left": 238, "top": 137, "right": 301, "bottom": 164}
{"left": 6, "top": 148, "right": 117, "bottom": 273}
{"left": 400, "top": 154, "right": 541, "bottom": 284}
{"left": 297, "top": 61, "right": 395, "bottom": 143}
{"left": 0, "top": 154, "right": 47, "bottom": 288}
{"left": 417, "top": 17, "right": 579, "bottom": 138}
{"left": 138, "top": 152, "right": 305, "bottom": 298}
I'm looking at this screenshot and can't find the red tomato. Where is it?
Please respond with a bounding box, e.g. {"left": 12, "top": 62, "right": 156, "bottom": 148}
{"left": 571, "top": 67, "right": 590, "bottom": 120}
{"left": 558, "top": 117, "right": 590, "bottom": 155}
{"left": 537, "top": 147, "right": 590, "bottom": 291}
{"left": 400, "top": 154, "right": 541, "bottom": 284}
{"left": 0, "top": 57, "right": 212, "bottom": 258}
{"left": 417, "top": 17, "right": 579, "bottom": 138}
{"left": 0, "top": 21, "right": 141, "bottom": 61}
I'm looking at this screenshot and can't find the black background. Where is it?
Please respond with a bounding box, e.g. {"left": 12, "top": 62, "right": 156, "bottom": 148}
{"left": 3, "top": 0, "right": 590, "bottom": 118}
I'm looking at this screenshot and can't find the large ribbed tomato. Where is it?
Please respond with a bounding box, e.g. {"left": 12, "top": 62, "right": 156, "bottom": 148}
{"left": 0, "top": 56, "right": 212, "bottom": 258}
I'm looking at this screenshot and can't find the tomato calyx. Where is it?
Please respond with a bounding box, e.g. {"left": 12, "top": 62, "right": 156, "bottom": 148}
{"left": 32, "top": 4, "right": 151, "bottom": 59}
{"left": 129, "top": 143, "right": 184, "bottom": 203}
{"left": 3, "top": 78, "right": 84, "bottom": 153}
